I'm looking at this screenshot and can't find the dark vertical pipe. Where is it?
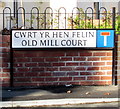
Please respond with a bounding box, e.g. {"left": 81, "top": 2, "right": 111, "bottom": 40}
{"left": 112, "top": 7, "right": 116, "bottom": 29}
{"left": 94, "top": 2, "right": 100, "bottom": 19}
{"left": 13, "top": 0, "right": 16, "bottom": 18}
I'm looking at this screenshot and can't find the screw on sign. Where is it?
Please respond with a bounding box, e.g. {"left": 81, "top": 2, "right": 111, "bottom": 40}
{"left": 100, "top": 32, "right": 110, "bottom": 46}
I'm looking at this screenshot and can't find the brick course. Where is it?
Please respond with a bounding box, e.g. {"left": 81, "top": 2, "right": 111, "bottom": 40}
{"left": 0, "top": 34, "right": 119, "bottom": 87}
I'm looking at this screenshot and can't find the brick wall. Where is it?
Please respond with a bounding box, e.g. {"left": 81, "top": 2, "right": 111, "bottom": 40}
{"left": 116, "top": 35, "right": 120, "bottom": 84}
{"left": 0, "top": 34, "right": 119, "bottom": 87}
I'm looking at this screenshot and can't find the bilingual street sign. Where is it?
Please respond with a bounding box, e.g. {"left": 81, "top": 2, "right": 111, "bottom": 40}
{"left": 11, "top": 29, "right": 114, "bottom": 48}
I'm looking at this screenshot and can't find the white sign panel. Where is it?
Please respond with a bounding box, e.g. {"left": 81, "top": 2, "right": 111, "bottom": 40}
{"left": 12, "top": 30, "right": 96, "bottom": 48}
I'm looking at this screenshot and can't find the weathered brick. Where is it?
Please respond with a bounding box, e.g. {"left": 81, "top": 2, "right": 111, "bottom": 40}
{"left": 45, "top": 77, "right": 58, "bottom": 81}
{"left": 93, "top": 72, "right": 105, "bottom": 75}
{"left": 80, "top": 72, "right": 92, "bottom": 75}
{"left": 80, "top": 52, "right": 92, "bottom": 56}
{"left": 74, "top": 57, "right": 86, "bottom": 61}
{"left": 59, "top": 77, "right": 72, "bottom": 81}
{"left": 87, "top": 57, "right": 100, "bottom": 61}
{"left": 46, "top": 67, "right": 58, "bottom": 71}
{"left": 93, "top": 62, "right": 105, "bottom": 66}
{"left": 74, "top": 67, "right": 86, "bottom": 71}
{"left": 74, "top": 77, "right": 85, "bottom": 80}
{"left": 66, "top": 62, "right": 78, "bottom": 66}
{"left": 80, "top": 81, "right": 94, "bottom": 85}
{"left": 67, "top": 72, "right": 79, "bottom": 76}
{"left": 52, "top": 63, "right": 65, "bottom": 66}
{"left": 52, "top": 72, "right": 66, "bottom": 76}
{"left": 87, "top": 67, "right": 100, "bottom": 71}
{"left": 80, "top": 62, "right": 92, "bottom": 66}
{"left": 60, "top": 67, "right": 72, "bottom": 71}
{"left": 59, "top": 57, "right": 72, "bottom": 61}
{"left": 93, "top": 52, "right": 106, "bottom": 56}
{"left": 25, "top": 63, "right": 38, "bottom": 67}
{"left": 87, "top": 76, "right": 100, "bottom": 80}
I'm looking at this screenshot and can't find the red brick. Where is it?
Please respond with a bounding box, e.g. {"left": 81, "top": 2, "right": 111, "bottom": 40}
{"left": 59, "top": 77, "right": 72, "bottom": 81}
{"left": 59, "top": 57, "right": 72, "bottom": 61}
{"left": 93, "top": 52, "right": 106, "bottom": 56}
{"left": 17, "top": 68, "right": 30, "bottom": 72}
{"left": 45, "top": 58, "right": 58, "bottom": 62}
{"left": 46, "top": 67, "right": 58, "bottom": 71}
{"left": 74, "top": 67, "right": 86, "bottom": 71}
{"left": 1, "top": 73, "right": 10, "bottom": 77}
{"left": 52, "top": 72, "right": 66, "bottom": 76}
{"left": 39, "top": 63, "right": 51, "bottom": 67}
{"left": 32, "top": 58, "right": 44, "bottom": 62}
{"left": 32, "top": 68, "right": 45, "bottom": 72}
{"left": 93, "top": 62, "right": 105, "bottom": 66}
{"left": 14, "top": 73, "right": 24, "bottom": 77}
{"left": 80, "top": 72, "right": 92, "bottom": 75}
{"left": 67, "top": 72, "right": 79, "bottom": 76}
{"left": 2, "top": 63, "right": 8, "bottom": 67}
{"left": 106, "top": 62, "right": 112, "bottom": 65}
{"left": 87, "top": 67, "right": 100, "bottom": 71}
{"left": 45, "top": 77, "right": 58, "bottom": 81}
{"left": 24, "top": 53, "right": 38, "bottom": 57}
{"left": 2, "top": 35, "right": 10, "bottom": 42}
{"left": 74, "top": 57, "right": 86, "bottom": 61}
{"left": 80, "top": 62, "right": 92, "bottom": 66}
{"left": 107, "top": 71, "right": 112, "bottom": 75}
{"left": 25, "top": 63, "right": 38, "bottom": 67}
{"left": 66, "top": 51, "right": 78, "bottom": 56}
{"left": 14, "top": 78, "right": 31, "bottom": 82}
{"left": 87, "top": 76, "right": 100, "bottom": 80}
{"left": 3, "top": 68, "right": 10, "bottom": 72}
{"left": 13, "top": 53, "right": 24, "bottom": 57}
{"left": 107, "top": 81, "right": 112, "bottom": 85}
{"left": 93, "top": 72, "right": 105, "bottom": 75}
{"left": 2, "top": 58, "right": 9, "bottom": 62}
{"left": 25, "top": 73, "right": 38, "bottom": 77}
{"left": 16, "top": 58, "right": 30, "bottom": 62}
{"left": 66, "top": 62, "right": 78, "bottom": 66}
{"left": 39, "top": 51, "right": 64, "bottom": 57}
{"left": 87, "top": 57, "right": 100, "bottom": 61}
{"left": 1, "top": 43, "right": 9, "bottom": 47}
{"left": 101, "top": 76, "right": 112, "bottom": 80}
{"left": 2, "top": 78, "right": 10, "bottom": 82}
{"left": 101, "top": 57, "right": 112, "bottom": 61}
{"left": 80, "top": 81, "right": 94, "bottom": 85}
{"left": 107, "top": 52, "right": 112, "bottom": 56}
{"left": 60, "top": 67, "right": 72, "bottom": 71}
{"left": 74, "top": 77, "right": 85, "bottom": 80}
{"left": 39, "top": 73, "right": 51, "bottom": 76}
{"left": 32, "top": 78, "right": 44, "bottom": 81}
{"left": 101, "top": 66, "right": 112, "bottom": 70}
{"left": 80, "top": 52, "right": 92, "bottom": 56}
{"left": 14, "top": 63, "right": 23, "bottom": 67}
{"left": 52, "top": 63, "right": 65, "bottom": 66}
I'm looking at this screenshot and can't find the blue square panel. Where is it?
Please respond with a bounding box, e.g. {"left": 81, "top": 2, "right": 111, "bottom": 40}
{"left": 97, "top": 30, "right": 114, "bottom": 47}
